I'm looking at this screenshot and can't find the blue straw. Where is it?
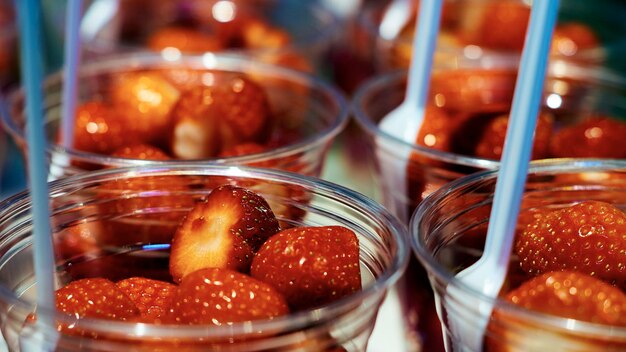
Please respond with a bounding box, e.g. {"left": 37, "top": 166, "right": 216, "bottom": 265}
{"left": 483, "top": 0, "right": 561, "bottom": 271}
{"left": 61, "top": 0, "right": 83, "bottom": 148}
{"left": 16, "top": 0, "right": 57, "bottom": 317}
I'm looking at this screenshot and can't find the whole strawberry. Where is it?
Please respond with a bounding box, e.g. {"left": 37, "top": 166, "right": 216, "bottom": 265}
{"left": 116, "top": 277, "right": 177, "bottom": 321}
{"left": 251, "top": 226, "right": 361, "bottom": 310}
{"left": 56, "top": 278, "right": 139, "bottom": 321}
{"left": 550, "top": 116, "right": 626, "bottom": 158}
{"left": 515, "top": 201, "right": 626, "bottom": 282}
{"left": 167, "top": 267, "right": 289, "bottom": 325}
{"left": 169, "top": 185, "right": 280, "bottom": 282}
{"left": 71, "top": 102, "right": 138, "bottom": 155}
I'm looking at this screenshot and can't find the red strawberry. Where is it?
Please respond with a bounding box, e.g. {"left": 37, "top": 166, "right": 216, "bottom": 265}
{"left": 110, "top": 144, "right": 170, "bottom": 160}
{"left": 147, "top": 26, "right": 223, "bottom": 53}
{"left": 116, "top": 277, "right": 177, "bottom": 321}
{"left": 56, "top": 278, "right": 140, "bottom": 320}
{"left": 487, "top": 271, "right": 626, "bottom": 352}
{"left": 53, "top": 222, "right": 101, "bottom": 260}
{"left": 414, "top": 105, "right": 456, "bottom": 152}
{"left": 251, "top": 226, "right": 361, "bottom": 310}
{"left": 458, "top": 1, "right": 530, "bottom": 51}
{"left": 551, "top": 23, "right": 598, "bottom": 57}
{"left": 169, "top": 185, "right": 280, "bottom": 282}
{"left": 473, "top": 112, "right": 553, "bottom": 160}
{"left": 110, "top": 71, "right": 181, "bottom": 147}
{"left": 241, "top": 19, "right": 290, "bottom": 49}
{"left": 167, "top": 267, "right": 289, "bottom": 325}
{"left": 218, "top": 142, "right": 270, "bottom": 164}
{"left": 549, "top": 116, "right": 626, "bottom": 158}
{"left": 515, "top": 201, "right": 626, "bottom": 282}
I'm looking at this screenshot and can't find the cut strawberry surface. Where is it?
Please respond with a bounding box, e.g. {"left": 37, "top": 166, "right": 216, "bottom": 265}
{"left": 116, "top": 277, "right": 177, "bottom": 321}
{"left": 167, "top": 267, "right": 289, "bottom": 325}
{"left": 515, "top": 200, "right": 626, "bottom": 282}
{"left": 251, "top": 226, "right": 362, "bottom": 310}
{"left": 169, "top": 185, "right": 280, "bottom": 282}
{"left": 56, "top": 278, "right": 140, "bottom": 321}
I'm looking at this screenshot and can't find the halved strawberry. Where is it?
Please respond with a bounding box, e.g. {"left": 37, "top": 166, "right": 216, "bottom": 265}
{"left": 116, "top": 277, "right": 177, "bottom": 321}
{"left": 167, "top": 267, "right": 289, "bottom": 325}
{"left": 147, "top": 26, "right": 223, "bottom": 53}
{"left": 56, "top": 278, "right": 140, "bottom": 320}
{"left": 515, "top": 200, "right": 626, "bottom": 282}
{"left": 549, "top": 116, "right": 626, "bottom": 158}
{"left": 169, "top": 185, "right": 280, "bottom": 282}
{"left": 487, "top": 271, "right": 626, "bottom": 352}
{"left": 251, "top": 226, "right": 361, "bottom": 311}
{"left": 110, "top": 71, "right": 181, "bottom": 147}
{"left": 110, "top": 144, "right": 171, "bottom": 160}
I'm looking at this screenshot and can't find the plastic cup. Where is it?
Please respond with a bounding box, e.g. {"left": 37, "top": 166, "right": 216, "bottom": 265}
{"left": 1, "top": 52, "right": 348, "bottom": 180}
{"left": 78, "top": 0, "right": 340, "bottom": 74}
{"left": 0, "top": 163, "right": 408, "bottom": 351}
{"left": 410, "top": 159, "right": 626, "bottom": 351}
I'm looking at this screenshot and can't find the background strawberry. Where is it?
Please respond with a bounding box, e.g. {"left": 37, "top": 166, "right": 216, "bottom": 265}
{"left": 71, "top": 102, "right": 139, "bottom": 155}
{"left": 116, "top": 277, "right": 177, "bottom": 321}
{"left": 110, "top": 144, "right": 171, "bottom": 160}
{"left": 56, "top": 278, "right": 140, "bottom": 320}
{"left": 147, "top": 26, "right": 223, "bottom": 53}
{"left": 251, "top": 226, "right": 361, "bottom": 311}
{"left": 515, "top": 200, "right": 626, "bottom": 282}
{"left": 549, "top": 116, "right": 626, "bottom": 158}
{"left": 169, "top": 185, "right": 280, "bottom": 282}
{"left": 167, "top": 267, "right": 289, "bottom": 325}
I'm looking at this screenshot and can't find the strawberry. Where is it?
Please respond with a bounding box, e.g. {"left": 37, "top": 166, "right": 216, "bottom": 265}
{"left": 473, "top": 112, "right": 553, "bottom": 160}
{"left": 551, "top": 23, "right": 598, "bottom": 57}
{"left": 251, "top": 226, "right": 361, "bottom": 310}
{"left": 241, "top": 19, "right": 290, "bottom": 49}
{"left": 56, "top": 278, "right": 140, "bottom": 320}
{"left": 110, "top": 71, "right": 181, "bottom": 147}
{"left": 116, "top": 277, "right": 177, "bottom": 321}
{"left": 147, "top": 26, "right": 223, "bottom": 53}
{"left": 458, "top": 1, "right": 530, "bottom": 51}
{"left": 110, "top": 144, "right": 171, "bottom": 160}
{"left": 414, "top": 105, "right": 456, "bottom": 152}
{"left": 549, "top": 116, "right": 626, "bottom": 158}
{"left": 53, "top": 222, "right": 101, "bottom": 260}
{"left": 515, "top": 200, "right": 626, "bottom": 282}
{"left": 167, "top": 267, "right": 289, "bottom": 325}
{"left": 487, "top": 271, "right": 626, "bottom": 352}
{"left": 169, "top": 185, "right": 280, "bottom": 282}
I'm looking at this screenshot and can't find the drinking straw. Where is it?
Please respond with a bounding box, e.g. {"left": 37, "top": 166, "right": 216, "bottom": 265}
{"left": 61, "top": 0, "right": 83, "bottom": 148}
{"left": 482, "top": 0, "right": 561, "bottom": 288}
{"left": 16, "top": 0, "right": 57, "bottom": 319}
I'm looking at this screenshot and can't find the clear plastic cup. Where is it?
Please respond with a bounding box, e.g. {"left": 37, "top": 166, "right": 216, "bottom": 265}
{"left": 0, "top": 163, "right": 408, "bottom": 351}
{"left": 79, "top": 0, "right": 341, "bottom": 73}
{"left": 1, "top": 52, "right": 348, "bottom": 180}
{"left": 410, "top": 159, "right": 626, "bottom": 351}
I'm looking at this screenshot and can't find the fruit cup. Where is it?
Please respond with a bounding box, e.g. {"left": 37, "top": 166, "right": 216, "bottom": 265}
{"left": 79, "top": 0, "right": 341, "bottom": 74}
{"left": 1, "top": 52, "right": 348, "bottom": 180}
{"left": 411, "top": 159, "right": 626, "bottom": 351}
{"left": 0, "top": 163, "right": 408, "bottom": 351}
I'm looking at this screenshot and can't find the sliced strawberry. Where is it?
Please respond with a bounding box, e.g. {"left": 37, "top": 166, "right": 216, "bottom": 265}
{"left": 515, "top": 200, "right": 626, "bottom": 282}
{"left": 473, "top": 112, "right": 553, "bottom": 160}
{"left": 169, "top": 185, "right": 280, "bottom": 282}
{"left": 251, "top": 226, "right": 361, "bottom": 311}
{"left": 147, "top": 26, "right": 223, "bottom": 53}
{"left": 110, "top": 71, "right": 181, "bottom": 147}
{"left": 551, "top": 23, "right": 599, "bottom": 57}
{"left": 549, "top": 116, "right": 626, "bottom": 158}
{"left": 167, "top": 267, "right": 289, "bottom": 325}
{"left": 116, "top": 277, "right": 177, "bottom": 321}
{"left": 56, "top": 278, "right": 140, "bottom": 320}
{"left": 110, "top": 144, "right": 171, "bottom": 160}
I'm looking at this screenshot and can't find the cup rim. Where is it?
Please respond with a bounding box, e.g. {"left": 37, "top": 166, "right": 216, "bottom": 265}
{"left": 351, "top": 61, "right": 626, "bottom": 169}
{"left": 0, "top": 52, "right": 349, "bottom": 167}
{"left": 82, "top": 0, "right": 342, "bottom": 57}
{"left": 0, "top": 163, "right": 409, "bottom": 339}
{"left": 410, "top": 158, "right": 626, "bottom": 336}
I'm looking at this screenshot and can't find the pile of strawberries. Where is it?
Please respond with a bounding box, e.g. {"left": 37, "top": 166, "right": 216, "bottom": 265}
{"left": 51, "top": 184, "right": 361, "bottom": 348}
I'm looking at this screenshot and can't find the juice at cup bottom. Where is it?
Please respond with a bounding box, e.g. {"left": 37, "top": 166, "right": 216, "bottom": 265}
{"left": 0, "top": 164, "right": 408, "bottom": 351}
{"left": 411, "top": 160, "right": 626, "bottom": 351}
{"left": 352, "top": 57, "right": 626, "bottom": 351}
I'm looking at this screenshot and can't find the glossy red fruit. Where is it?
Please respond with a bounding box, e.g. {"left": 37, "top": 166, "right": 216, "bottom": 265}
{"left": 169, "top": 185, "right": 280, "bottom": 282}
{"left": 241, "top": 19, "right": 290, "bottom": 49}
{"left": 56, "top": 278, "right": 140, "bottom": 320}
{"left": 515, "top": 201, "right": 626, "bottom": 282}
{"left": 147, "top": 26, "right": 223, "bottom": 53}
{"left": 167, "top": 267, "right": 289, "bottom": 325}
{"left": 53, "top": 222, "right": 101, "bottom": 260}
{"left": 71, "top": 102, "right": 138, "bottom": 154}
{"left": 551, "top": 23, "right": 599, "bottom": 57}
{"left": 116, "top": 277, "right": 177, "bottom": 321}
{"left": 549, "top": 116, "right": 626, "bottom": 158}
{"left": 459, "top": 1, "right": 530, "bottom": 51}
{"left": 251, "top": 226, "right": 361, "bottom": 311}
{"left": 110, "top": 144, "right": 171, "bottom": 160}
{"left": 473, "top": 112, "right": 553, "bottom": 160}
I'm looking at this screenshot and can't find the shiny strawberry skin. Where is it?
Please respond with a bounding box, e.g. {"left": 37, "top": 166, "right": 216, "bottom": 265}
{"left": 56, "top": 278, "right": 140, "bottom": 320}
{"left": 550, "top": 116, "right": 626, "bottom": 158}
{"left": 167, "top": 267, "right": 289, "bottom": 325}
{"left": 515, "top": 201, "right": 626, "bottom": 282}
{"left": 71, "top": 102, "right": 137, "bottom": 154}
{"left": 169, "top": 185, "right": 280, "bottom": 282}
{"left": 110, "top": 144, "right": 171, "bottom": 160}
{"left": 116, "top": 277, "right": 177, "bottom": 321}
{"left": 147, "top": 26, "right": 223, "bottom": 53}
{"left": 251, "top": 226, "right": 361, "bottom": 311}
